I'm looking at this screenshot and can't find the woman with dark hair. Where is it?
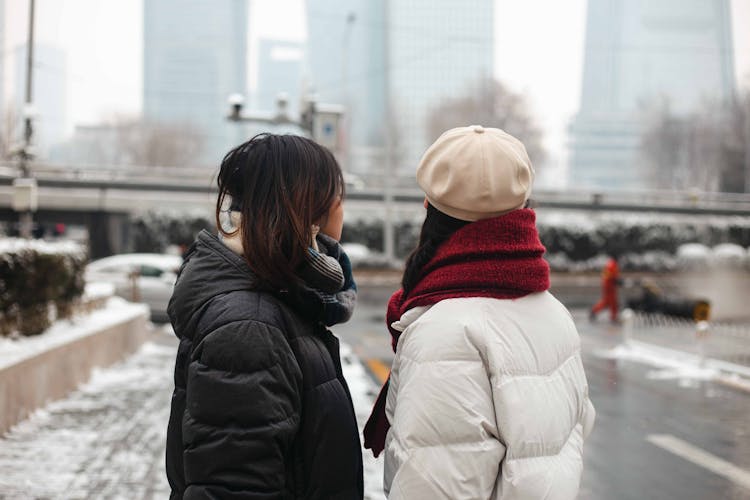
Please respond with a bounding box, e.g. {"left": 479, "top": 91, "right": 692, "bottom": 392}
{"left": 166, "top": 133, "right": 363, "bottom": 499}
{"left": 364, "top": 126, "right": 595, "bottom": 499}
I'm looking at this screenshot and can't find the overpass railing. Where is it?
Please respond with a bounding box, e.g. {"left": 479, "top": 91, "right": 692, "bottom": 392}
{"left": 2, "top": 162, "right": 750, "bottom": 215}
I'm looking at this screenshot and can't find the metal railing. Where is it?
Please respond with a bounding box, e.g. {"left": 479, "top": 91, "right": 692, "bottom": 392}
{"left": 624, "top": 310, "right": 750, "bottom": 372}
{"left": 3, "top": 162, "right": 750, "bottom": 215}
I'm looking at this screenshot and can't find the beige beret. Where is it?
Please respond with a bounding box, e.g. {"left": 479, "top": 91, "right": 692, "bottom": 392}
{"left": 416, "top": 125, "right": 535, "bottom": 221}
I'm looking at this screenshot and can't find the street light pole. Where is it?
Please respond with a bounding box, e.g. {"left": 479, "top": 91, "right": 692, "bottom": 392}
{"left": 14, "top": 0, "right": 37, "bottom": 238}
{"left": 341, "top": 12, "right": 356, "bottom": 173}
{"left": 382, "top": 0, "right": 395, "bottom": 263}
{"left": 745, "top": 93, "right": 750, "bottom": 194}
{"left": 23, "top": 0, "right": 35, "bottom": 176}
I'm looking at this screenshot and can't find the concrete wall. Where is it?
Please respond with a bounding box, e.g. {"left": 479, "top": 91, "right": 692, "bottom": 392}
{"left": 0, "top": 308, "right": 150, "bottom": 436}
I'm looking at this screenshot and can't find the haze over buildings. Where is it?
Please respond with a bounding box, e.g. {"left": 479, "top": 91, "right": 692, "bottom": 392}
{"left": 569, "top": 0, "right": 736, "bottom": 189}
{"left": 142, "top": 0, "right": 248, "bottom": 165}
{"left": 306, "top": 0, "right": 494, "bottom": 175}
{"left": 1, "top": 0, "right": 749, "bottom": 189}
{"left": 11, "top": 44, "right": 68, "bottom": 160}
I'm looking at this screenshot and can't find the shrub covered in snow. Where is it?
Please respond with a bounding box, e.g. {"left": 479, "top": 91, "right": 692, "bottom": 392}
{"left": 711, "top": 243, "right": 747, "bottom": 268}
{"left": 0, "top": 239, "right": 87, "bottom": 336}
{"left": 130, "top": 211, "right": 214, "bottom": 253}
{"left": 535, "top": 212, "right": 750, "bottom": 271}
{"left": 676, "top": 243, "right": 711, "bottom": 269}
{"left": 129, "top": 209, "right": 750, "bottom": 272}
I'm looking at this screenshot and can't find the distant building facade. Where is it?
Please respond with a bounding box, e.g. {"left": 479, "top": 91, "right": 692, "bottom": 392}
{"left": 143, "top": 0, "right": 248, "bottom": 166}
{"left": 569, "top": 0, "right": 735, "bottom": 189}
{"left": 0, "top": 0, "right": 5, "bottom": 121}
{"left": 306, "top": 0, "right": 385, "bottom": 175}
{"left": 256, "top": 39, "right": 304, "bottom": 118}
{"left": 306, "top": 0, "right": 493, "bottom": 175}
{"left": 13, "top": 44, "right": 68, "bottom": 160}
{"left": 387, "top": 0, "right": 494, "bottom": 171}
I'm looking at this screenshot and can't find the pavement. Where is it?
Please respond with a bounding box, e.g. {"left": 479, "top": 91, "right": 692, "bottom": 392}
{"left": 0, "top": 327, "right": 385, "bottom": 500}
{"left": 2, "top": 276, "right": 750, "bottom": 499}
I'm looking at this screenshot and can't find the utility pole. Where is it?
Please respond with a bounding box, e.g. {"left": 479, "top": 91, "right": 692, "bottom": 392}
{"left": 382, "top": 0, "right": 395, "bottom": 264}
{"left": 745, "top": 93, "right": 750, "bottom": 194}
{"left": 13, "top": 0, "right": 37, "bottom": 238}
{"left": 341, "top": 12, "right": 356, "bottom": 173}
{"left": 23, "top": 0, "right": 35, "bottom": 176}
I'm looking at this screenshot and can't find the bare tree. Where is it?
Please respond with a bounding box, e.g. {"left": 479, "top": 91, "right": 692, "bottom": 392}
{"left": 426, "top": 77, "right": 546, "bottom": 165}
{"left": 640, "top": 97, "right": 687, "bottom": 189}
{"left": 718, "top": 90, "right": 750, "bottom": 192}
{"left": 108, "top": 115, "right": 205, "bottom": 167}
{"left": 0, "top": 106, "right": 19, "bottom": 160}
{"left": 641, "top": 91, "right": 749, "bottom": 192}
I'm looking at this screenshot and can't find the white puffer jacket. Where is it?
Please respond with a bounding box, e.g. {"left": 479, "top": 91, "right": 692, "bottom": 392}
{"left": 384, "top": 292, "right": 595, "bottom": 499}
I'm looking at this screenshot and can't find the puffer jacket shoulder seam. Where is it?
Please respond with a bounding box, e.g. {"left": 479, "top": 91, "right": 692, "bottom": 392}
{"left": 505, "top": 421, "right": 584, "bottom": 460}
{"left": 395, "top": 355, "right": 484, "bottom": 365}
{"left": 494, "top": 349, "right": 582, "bottom": 381}
{"left": 183, "top": 410, "right": 300, "bottom": 435}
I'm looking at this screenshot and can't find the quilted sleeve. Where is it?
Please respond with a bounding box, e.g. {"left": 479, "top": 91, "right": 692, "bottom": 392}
{"left": 384, "top": 315, "right": 506, "bottom": 500}
{"left": 181, "top": 319, "right": 303, "bottom": 499}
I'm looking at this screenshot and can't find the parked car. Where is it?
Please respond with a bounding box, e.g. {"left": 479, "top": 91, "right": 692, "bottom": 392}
{"left": 85, "top": 253, "right": 182, "bottom": 322}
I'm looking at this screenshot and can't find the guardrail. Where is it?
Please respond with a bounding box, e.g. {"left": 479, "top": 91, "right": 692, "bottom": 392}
{"left": 626, "top": 311, "right": 750, "bottom": 372}
{"left": 3, "top": 163, "right": 750, "bottom": 215}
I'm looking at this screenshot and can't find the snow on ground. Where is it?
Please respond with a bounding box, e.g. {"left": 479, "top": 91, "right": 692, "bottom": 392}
{"left": 0, "top": 341, "right": 175, "bottom": 500}
{"left": 0, "top": 297, "right": 147, "bottom": 370}
{"left": 596, "top": 340, "right": 750, "bottom": 391}
{"left": 0, "top": 327, "right": 386, "bottom": 499}
{"left": 0, "top": 238, "right": 84, "bottom": 256}
{"left": 340, "top": 342, "right": 386, "bottom": 499}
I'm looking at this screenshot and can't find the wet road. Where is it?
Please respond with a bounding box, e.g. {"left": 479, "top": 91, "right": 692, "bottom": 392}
{"left": 577, "top": 314, "right": 750, "bottom": 500}
{"left": 332, "top": 283, "right": 750, "bottom": 500}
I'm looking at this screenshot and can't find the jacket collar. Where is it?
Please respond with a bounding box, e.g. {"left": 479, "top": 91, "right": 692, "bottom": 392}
{"left": 390, "top": 305, "right": 432, "bottom": 333}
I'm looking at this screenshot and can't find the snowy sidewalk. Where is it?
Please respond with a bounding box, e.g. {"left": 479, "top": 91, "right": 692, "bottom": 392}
{"left": 0, "top": 329, "right": 385, "bottom": 499}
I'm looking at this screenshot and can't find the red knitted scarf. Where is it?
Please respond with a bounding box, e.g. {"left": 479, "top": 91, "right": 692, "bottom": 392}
{"left": 363, "top": 209, "right": 550, "bottom": 457}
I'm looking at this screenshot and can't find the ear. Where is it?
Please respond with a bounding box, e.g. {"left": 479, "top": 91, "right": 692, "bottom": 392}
{"left": 423, "top": 197, "right": 429, "bottom": 209}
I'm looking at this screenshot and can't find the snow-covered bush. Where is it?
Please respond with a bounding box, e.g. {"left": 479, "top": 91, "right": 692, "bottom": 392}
{"left": 675, "top": 243, "right": 711, "bottom": 270}
{"left": 537, "top": 212, "right": 750, "bottom": 271}
{"left": 0, "top": 239, "right": 87, "bottom": 336}
{"left": 711, "top": 243, "right": 747, "bottom": 268}
{"left": 131, "top": 210, "right": 214, "bottom": 253}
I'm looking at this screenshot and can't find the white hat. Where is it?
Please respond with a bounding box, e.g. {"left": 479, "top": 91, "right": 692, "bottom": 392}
{"left": 416, "top": 125, "right": 535, "bottom": 221}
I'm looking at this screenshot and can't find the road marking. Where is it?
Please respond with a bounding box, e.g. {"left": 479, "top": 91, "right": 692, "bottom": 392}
{"left": 365, "top": 359, "right": 390, "bottom": 384}
{"left": 647, "top": 434, "right": 750, "bottom": 491}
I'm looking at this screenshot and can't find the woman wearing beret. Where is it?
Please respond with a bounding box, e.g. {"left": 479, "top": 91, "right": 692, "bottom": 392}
{"left": 166, "top": 133, "right": 363, "bottom": 499}
{"left": 364, "top": 125, "right": 595, "bottom": 499}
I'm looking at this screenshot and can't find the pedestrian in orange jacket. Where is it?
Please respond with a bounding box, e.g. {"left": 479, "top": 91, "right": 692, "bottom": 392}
{"left": 590, "top": 255, "right": 620, "bottom": 322}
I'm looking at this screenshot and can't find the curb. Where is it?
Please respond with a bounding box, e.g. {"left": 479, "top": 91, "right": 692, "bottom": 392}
{"left": 0, "top": 299, "right": 151, "bottom": 435}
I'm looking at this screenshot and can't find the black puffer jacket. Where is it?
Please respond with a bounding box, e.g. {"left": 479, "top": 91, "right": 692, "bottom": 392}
{"left": 166, "top": 230, "right": 364, "bottom": 499}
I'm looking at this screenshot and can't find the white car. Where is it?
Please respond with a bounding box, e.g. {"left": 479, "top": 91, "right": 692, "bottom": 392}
{"left": 85, "top": 253, "right": 183, "bottom": 322}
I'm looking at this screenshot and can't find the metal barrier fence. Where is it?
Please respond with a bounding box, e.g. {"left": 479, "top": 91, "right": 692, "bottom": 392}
{"left": 624, "top": 310, "right": 750, "bottom": 370}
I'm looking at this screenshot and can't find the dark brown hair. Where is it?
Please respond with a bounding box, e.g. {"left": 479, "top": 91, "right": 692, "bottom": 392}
{"left": 216, "top": 133, "right": 344, "bottom": 290}
{"left": 401, "top": 204, "right": 469, "bottom": 295}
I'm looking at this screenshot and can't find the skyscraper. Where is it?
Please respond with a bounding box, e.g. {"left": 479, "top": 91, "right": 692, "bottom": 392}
{"left": 13, "top": 44, "right": 68, "bottom": 159}
{"left": 0, "top": 0, "right": 5, "bottom": 121}
{"left": 256, "top": 39, "right": 304, "bottom": 118}
{"left": 143, "top": 0, "right": 248, "bottom": 166}
{"left": 387, "top": 0, "right": 494, "bottom": 171}
{"left": 306, "top": 0, "right": 386, "bottom": 175}
{"left": 569, "top": 0, "right": 735, "bottom": 189}
{"left": 306, "top": 0, "right": 494, "bottom": 175}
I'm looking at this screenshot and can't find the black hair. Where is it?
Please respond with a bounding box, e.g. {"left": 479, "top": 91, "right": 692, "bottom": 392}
{"left": 216, "top": 133, "right": 344, "bottom": 290}
{"left": 401, "top": 204, "right": 470, "bottom": 295}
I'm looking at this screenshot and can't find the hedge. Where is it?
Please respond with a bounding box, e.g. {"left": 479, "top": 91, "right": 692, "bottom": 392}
{"left": 0, "top": 239, "right": 87, "bottom": 336}
{"left": 128, "top": 210, "right": 750, "bottom": 271}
